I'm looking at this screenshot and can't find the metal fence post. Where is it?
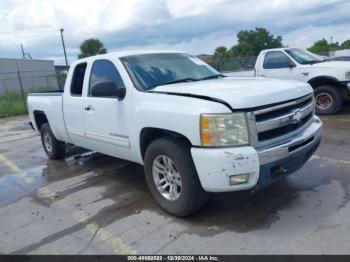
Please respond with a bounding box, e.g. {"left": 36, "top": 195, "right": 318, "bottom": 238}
{"left": 46, "top": 76, "right": 50, "bottom": 89}
{"left": 15, "top": 60, "right": 27, "bottom": 113}
{"left": 3, "top": 79, "right": 8, "bottom": 94}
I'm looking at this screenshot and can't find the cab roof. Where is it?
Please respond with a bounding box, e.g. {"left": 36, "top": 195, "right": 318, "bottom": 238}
{"left": 72, "top": 50, "right": 184, "bottom": 65}
{"left": 260, "top": 47, "right": 298, "bottom": 53}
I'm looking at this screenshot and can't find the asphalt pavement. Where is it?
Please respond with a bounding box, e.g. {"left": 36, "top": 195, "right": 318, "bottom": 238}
{"left": 0, "top": 107, "right": 349, "bottom": 254}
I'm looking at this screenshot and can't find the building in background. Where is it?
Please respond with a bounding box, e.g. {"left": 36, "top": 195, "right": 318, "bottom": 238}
{"left": 54, "top": 65, "right": 70, "bottom": 74}
{"left": 0, "top": 58, "right": 59, "bottom": 96}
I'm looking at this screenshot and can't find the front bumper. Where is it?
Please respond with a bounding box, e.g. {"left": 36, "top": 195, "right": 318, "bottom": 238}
{"left": 191, "top": 116, "right": 322, "bottom": 192}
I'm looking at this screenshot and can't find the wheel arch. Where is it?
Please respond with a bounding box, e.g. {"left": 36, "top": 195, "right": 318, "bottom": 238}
{"left": 139, "top": 127, "right": 192, "bottom": 160}
{"left": 33, "top": 110, "right": 49, "bottom": 131}
{"left": 307, "top": 75, "right": 341, "bottom": 89}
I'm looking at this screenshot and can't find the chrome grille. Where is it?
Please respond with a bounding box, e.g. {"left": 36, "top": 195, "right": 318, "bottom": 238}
{"left": 249, "top": 94, "right": 315, "bottom": 148}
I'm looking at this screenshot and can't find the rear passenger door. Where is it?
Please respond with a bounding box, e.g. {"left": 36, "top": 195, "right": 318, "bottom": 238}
{"left": 83, "top": 59, "right": 131, "bottom": 158}
{"left": 63, "top": 62, "right": 91, "bottom": 148}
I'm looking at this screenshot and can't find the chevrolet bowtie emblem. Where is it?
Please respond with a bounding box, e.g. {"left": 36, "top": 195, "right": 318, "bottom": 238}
{"left": 291, "top": 109, "right": 303, "bottom": 123}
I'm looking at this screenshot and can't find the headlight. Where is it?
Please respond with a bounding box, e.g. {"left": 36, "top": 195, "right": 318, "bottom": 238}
{"left": 345, "top": 71, "right": 350, "bottom": 80}
{"left": 200, "top": 113, "right": 249, "bottom": 147}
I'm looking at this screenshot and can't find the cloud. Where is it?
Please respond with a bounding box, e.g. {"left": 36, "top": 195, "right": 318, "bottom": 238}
{"left": 0, "top": 0, "right": 349, "bottom": 64}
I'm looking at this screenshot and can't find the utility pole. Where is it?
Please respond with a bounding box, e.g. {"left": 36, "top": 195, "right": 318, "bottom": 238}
{"left": 15, "top": 60, "right": 27, "bottom": 112}
{"left": 60, "top": 28, "right": 68, "bottom": 67}
{"left": 20, "top": 43, "right": 25, "bottom": 58}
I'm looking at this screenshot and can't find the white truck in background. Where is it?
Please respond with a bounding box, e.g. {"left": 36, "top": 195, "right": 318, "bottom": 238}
{"left": 27, "top": 51, "right": 322, "bottom": 216}
{"left": 227, "top": 48, "right": 350, "bottom": 115}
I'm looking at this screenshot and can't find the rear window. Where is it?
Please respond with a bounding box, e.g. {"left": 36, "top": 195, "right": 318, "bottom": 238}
{"left": 70, "top": 63, "right": 87, "bottom": 96}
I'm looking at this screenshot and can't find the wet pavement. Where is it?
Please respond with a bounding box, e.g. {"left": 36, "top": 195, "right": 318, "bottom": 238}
{"left": 0, "top": 109, "right": 350, "bottom": 254}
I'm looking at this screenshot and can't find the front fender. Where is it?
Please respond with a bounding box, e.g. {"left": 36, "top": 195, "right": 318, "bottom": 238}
{"left": 131, "top": 92, "right": 230, "bottom": 163}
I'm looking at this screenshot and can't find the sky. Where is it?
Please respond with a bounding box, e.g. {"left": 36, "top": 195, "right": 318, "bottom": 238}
{"left": 0, "top": 0, "right": 349, "bottom": 65}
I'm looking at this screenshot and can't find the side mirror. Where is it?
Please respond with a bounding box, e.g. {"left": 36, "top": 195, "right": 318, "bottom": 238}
{"left": 289, "top": 61, "right": 296, "bottom": 68}
{"left": 91, "top": 81, "right": 126, "bottom": 100}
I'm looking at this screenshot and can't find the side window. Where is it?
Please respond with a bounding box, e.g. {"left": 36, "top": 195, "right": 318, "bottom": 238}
{"left": 263, "top": 51, "right": 292, "bottom": 69}
{"left": 70, "top": 63, "right": 87, "bottom": 96}
{"left": 89, "top": 59, "right": 125, "bottom": 97}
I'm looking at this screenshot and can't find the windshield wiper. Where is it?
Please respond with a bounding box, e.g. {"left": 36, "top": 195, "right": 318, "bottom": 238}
{"left": 304, "top": 60, "right": 323, "bottom": 65}
{"left": 151, "top": 77, "right": 199, "bottom": 88}
{"left": 149, "top": 74, "right": 224, "bottom": 89}
{"left": 198, "top": 74, "right": 225, "bottom": 80}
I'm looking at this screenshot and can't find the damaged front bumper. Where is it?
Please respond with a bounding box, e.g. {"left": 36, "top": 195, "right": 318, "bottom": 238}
{"left": 191, "top": 116, "right": 323, "bottom": 192}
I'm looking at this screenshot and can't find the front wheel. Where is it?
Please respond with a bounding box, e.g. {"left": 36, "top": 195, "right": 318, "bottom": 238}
{"left": 144, "top": 137, "right": 209, "bottom": 217}
{"left": 40, "top": 123, "right": 65, "bottom": 159}
{"left": 314, "top": 85, "right": 343, "bottom": 115}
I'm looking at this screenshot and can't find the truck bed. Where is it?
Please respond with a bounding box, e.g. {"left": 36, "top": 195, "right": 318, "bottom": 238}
{"left": 27, "top": 90, "right": 70, "bottom": 143}
{"left": 28, "top": 90, "right": 64, "bottom": 96}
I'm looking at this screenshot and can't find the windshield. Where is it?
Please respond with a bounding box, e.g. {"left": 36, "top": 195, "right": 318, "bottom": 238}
{"left": 120, "top": 53, "right": 221, "bottom": 91}
{"left": 285, "top": 48, "right": 324, "bottom": 65}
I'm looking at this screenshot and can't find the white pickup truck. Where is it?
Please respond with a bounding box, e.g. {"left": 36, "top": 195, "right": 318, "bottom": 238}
{"left": 227, "top": 48, "right": 350, "bottom": 115}
{"left": 28, "top": 51, "right": 322, "bottom": 216}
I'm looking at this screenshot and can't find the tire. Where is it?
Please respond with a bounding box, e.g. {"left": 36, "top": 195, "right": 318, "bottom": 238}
{"left": 40, "top": 123, "right": 65, "bottom": 159}
{"left": 144, "top": 137, "right": 209, "bottom": 217}
{"left": 314, "top": 85, "right": 343, "bottom": 115}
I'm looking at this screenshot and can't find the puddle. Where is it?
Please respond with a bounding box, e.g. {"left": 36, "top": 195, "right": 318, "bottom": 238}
{"left": 0, "top": 172, "right": 48, "bottom": 207}
{"left": 9, "top": 123, "right": 31, "bottom": 132}
{"left": 2, "top": 136, "right": 350, "bottom": 239}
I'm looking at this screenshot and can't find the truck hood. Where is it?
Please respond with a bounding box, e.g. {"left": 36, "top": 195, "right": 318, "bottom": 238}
{"left": 310, "top": 61, "right": 350, "bottom": 69}
{"left": 152, "top": 77, "right": 312, "bottom": 109}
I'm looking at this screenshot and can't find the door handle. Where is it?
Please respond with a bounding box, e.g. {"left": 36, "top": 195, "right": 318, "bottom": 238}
{"left": 84, "top": 105, "right": 94, "bottom": 111}
{"left": 259, "top": 74, "right": 266, "bottom": 77}
{"left": 302, "top": 72, "right": 309, "bottom": 76}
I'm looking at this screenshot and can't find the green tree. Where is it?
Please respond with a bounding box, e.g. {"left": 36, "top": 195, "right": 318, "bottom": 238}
{"left": 232, "top": 27, "right": 283, "bottom": 56}
{"left": 214, "top": 46, "right": 228, "bottom": 58}
{"left": 229, "top": 41, "right": 254, "bottom": 57}
{"left": 78, "top": 38, "right": 107, "bottom": 58}
{"left": 307, "top": 39, "right": 330, "bottom": 55}
{"left": 340, "top": 39, "right": 350, "bottom": 50}
{"left": 308, "top": 39, "right": 350, "bottom": 54}
{"left": 211, "top": 28, "right": 283, "bottom": 71}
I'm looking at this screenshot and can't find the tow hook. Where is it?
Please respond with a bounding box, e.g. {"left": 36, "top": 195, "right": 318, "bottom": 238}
{"left": 271, "top": 165, "right": 288, "bottom": 177}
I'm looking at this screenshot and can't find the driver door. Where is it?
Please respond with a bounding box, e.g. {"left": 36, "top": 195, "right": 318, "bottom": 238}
{"left": 258, "top": 51, "right": 295, "bottom": 80}
{"left": 83, "top": 59, "right": 131, "bottom": 158}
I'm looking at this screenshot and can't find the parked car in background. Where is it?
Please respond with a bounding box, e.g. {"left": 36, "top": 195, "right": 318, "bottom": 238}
{"left": 325, "top": 56, "right": 350, "bottom": 62}
{"left": 27, "top": 51, "right": 322, "bottom": 216}
{"left": 227, "top": 48, "right": 350, "bottom": 115}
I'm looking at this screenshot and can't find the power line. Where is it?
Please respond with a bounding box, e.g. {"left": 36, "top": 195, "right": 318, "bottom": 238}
{"left": 0, "top": 27, "right": 122, "bottom": 36}
{"left": 0, "top": 28, "right": 57, "bottom": 34}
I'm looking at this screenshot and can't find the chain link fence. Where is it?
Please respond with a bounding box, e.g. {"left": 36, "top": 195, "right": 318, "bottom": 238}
{"left": 0, "top": 70, "right": 66, "bottom": 95}
{"left": 204, "top": 56, "right": 258, "bottom": 72}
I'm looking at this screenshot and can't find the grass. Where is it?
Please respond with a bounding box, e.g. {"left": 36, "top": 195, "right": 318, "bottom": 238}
{"left": 0, "top": 93, "right": 26, "bottom": 118}
{"left": 0, "top": 87, "right": 56, "bottom": 118}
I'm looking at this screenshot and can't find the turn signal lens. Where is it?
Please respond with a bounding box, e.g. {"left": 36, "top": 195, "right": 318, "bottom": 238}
{"left": 201, "top": 130, "right": 212, "bottom": 145}
{"left": 201, "top": 115, "right": 210, "bottom": 130}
